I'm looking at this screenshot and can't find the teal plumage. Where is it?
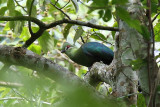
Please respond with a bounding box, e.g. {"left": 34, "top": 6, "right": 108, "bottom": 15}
{"left": 61, "top": 42, "right": 114, "bottom": 67}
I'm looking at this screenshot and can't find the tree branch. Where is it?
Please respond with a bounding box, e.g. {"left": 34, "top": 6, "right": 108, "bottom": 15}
{"left": 0, "top": 16, "right": 119, "bottom": 31}
{"left": 0, "top": 16, "right": 119, "bottom": 48}
{"left": 28, "top": 0, "right": 35, "bottom": 36}
{"left": 50, "top": 1, "right": 71, "bottom": 20}
{"left": 46, "top": 18, "right": 119, "bottom": 31}
{"left": 0, "top": 45, "right": 119, "bottom": 103}
{"left": 84, "top": 62, "right": 115, "bottom": 87}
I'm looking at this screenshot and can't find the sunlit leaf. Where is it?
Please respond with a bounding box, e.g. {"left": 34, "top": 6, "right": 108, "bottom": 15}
{"left": 28, "top": 44, "right": 42, "bottom": 55}
{"left": 112, "top": 0, "right": 128, "bottom": 5}
{"left": 20, "top": 27, "right": 31, "bottom": 41}
{"left": 102, "top": 8, "right": 112, "bottom": 22}
{"left": 38, "top": 31, "right": 54, "bottom": 52}
{"left": 112, "top": 22, "right": 118, "bottom": 39}
{"left": 90, "top": 33, "right": 106, "bottom": 41}
{"left": 0, "top": 6, "right": 7, "bottom": 16}
{"left": 26, "top": 0, "right": 37, "bottom": 17}
{"left": 63, "top": 24, "right": 73, "bottom": 39}
{"left": 98, "top": 10, "right": 104, "bottom": 18}
{"left": 73, "top": 26, "right": 84, "bottom": 43}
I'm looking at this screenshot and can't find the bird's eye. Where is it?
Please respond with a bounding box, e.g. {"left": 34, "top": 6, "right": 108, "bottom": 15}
{"left": 65, "top": 45, "right": 71, "bottom": 50}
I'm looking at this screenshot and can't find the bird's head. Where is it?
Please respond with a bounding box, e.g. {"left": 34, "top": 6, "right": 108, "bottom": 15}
{"left": 61, "top": 42, "right": 74, "bottom": 53}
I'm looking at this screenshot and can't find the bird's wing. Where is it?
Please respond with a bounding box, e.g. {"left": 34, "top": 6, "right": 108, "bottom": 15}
{"left": 81, "top": 42, "right": 114, "bottom": 64}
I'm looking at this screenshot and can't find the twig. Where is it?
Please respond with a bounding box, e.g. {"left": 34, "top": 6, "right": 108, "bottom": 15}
{"left": 28, "top": 0, "right": 35, "bottom": 36}
{"left": 80, "top": 36, "right": 85, "bottom": 43}
{"left": 118, "top": 92, "right": 142, "bottom": 99}
{"left": 11, "top": 89, "right": 32, "bottom": 102}
{"left": 0, "top": 97, "right": 51, "bottom": 105}
{"left": 14, "top": 0, "right": 27, "bottom": 13}
{"left": 50, "top": 1, "right": 71, "bottom": 20}
{"left": 60, "top": 0, "right": 71, "bottom": 9}
{"left": 55, "top": 0, "right": 59, "bottom": 5}
{"left": 0, "top": 81, "right": 23, "bottom": 88}
{"left": 152, "top": 13, "right": 160, "bottom": 22}
{"left": 93, "top": 29, "right": 114, "bottom": 46}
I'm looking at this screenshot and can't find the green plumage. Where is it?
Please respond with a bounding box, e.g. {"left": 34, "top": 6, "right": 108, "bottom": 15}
{"left": 61, "top": 42, "right": 114, "bottom": 67}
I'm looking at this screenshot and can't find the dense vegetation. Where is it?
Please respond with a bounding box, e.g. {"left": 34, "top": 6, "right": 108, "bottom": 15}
{"left": 0, "top": 0, "right": 159, "bottom": 106}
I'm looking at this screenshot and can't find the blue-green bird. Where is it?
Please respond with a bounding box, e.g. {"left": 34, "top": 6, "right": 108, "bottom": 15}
{"left": 61, "top": 42, "right": 114, "bottom": 67}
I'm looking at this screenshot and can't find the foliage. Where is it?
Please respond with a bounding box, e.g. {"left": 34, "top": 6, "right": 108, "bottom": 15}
{"left": 0, "top": 0, "right": 160, "bottom": 106}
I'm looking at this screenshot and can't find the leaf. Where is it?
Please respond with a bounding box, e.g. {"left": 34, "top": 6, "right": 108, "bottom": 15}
{"left": 112, "top": 0, "right": 128, "bottom": 5}
{"left": 71, "top": 0, "right": 79, "bottom": 13}
{"left": 7, "top": 0, "right": 15, "bottom": 30}
{"left": 63, "top": 24, "right": 73, "bottom": 39}
{"left": 20, "top": 27, "right": 31, "bottom": 41}
{"left": 102, "top": 8, "right": 112, "bottom": 22}
{"left": 26, "top": 0, "right": 37, "bottom": 17}
{"left": 154, "top": 23, "right": 160, "bottom": 42}
{"left": 38, "top": 31, "right": 54, "bottom": 53}
{"left": 137, "top": 94, "right": 146, "bottom": 107}
{"left": 112, "top": 22, "right": 118, "bottom": 39}
{"left": 28, "top": 44, "right": 42, "bottom": 55}
{"left": 73, "top": 26, "right": 84, "bottom": 43}
{"left": 0, "top": 6, "right": 7, "bottom": 16}
{"left": 116, "top": 6, "right": 150, "bottom": 40}
{"left": 90, "top": 33, "right": 106, "bottom": 41}
{"left": 7, "top": 0, "right": 15, "bottom": 16}
{"left": 98, "top": 10, "right": 104, "bottom": 18}
{"left": 92, "top": 0, "right": 108, "bottom": 7}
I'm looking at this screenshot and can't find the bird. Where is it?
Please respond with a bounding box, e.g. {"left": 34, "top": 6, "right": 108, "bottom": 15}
{"left": 61, "top": 42, "right": 114, "bottom": 67}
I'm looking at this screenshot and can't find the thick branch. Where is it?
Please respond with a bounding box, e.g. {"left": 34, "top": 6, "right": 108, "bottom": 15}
{"left": 84, "top": 62, "right": 114, "bottom": 87}
{"left": 0, "top": 45, "right": 122, "bottom": 106}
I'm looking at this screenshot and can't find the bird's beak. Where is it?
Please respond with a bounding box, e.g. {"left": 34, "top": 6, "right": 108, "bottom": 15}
{"left": 61, "top": 50, "right": 65, "bottom": 53}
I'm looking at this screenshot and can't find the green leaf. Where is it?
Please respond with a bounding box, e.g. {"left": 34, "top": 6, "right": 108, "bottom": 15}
{"left": 154, "top": 23, "right": 160, "bottom": 42}
{"left": 112, "top": 22, "right": 118, "bottom": 39}
{"left": 28, "top": 44, "right": 42, "bottom": 55}
{"left": 112, "top": 0, "right": 128, "bottom": 5}
{"left": 0, "top": 6, "right": 7, "bottom": 16}
{"left": 137, "top": 94, "right": 146, "bottom": 107}
{"left": 20, "top": 27, "right": 31, "bottom": 41}
{"left": 102, "top": 8, "right": 112, "bottom": 22}
{"left": 26, "top": 0, "right": 37, "bottom": 17}
{"left": 116, "top": 6, "right": 150, "bottom": 40}
{"left": 7, "top": 0, "right": 15, "bottom": 16}
{"left": 73, "top": 26, "right": 84, "bottom": 43}
{"left": 71, "top": 0, "right": 79, "bottom": 13}
{"left": 90, "top": 33, "right": 106, "bottom": 41}
{"left": 38, "top": 31, "right": 54, "bottom": 53}
{"left": 98, "top": 10, "right": 104, "bottom": 18}
{"left": 7, "top": 0, "right": 15, "bottom": 30}
{"left": 92, "top": 0, "right": 108, "bottom": 7}
{"left": 63, "top": 24, "right": 73, "bottom": 39}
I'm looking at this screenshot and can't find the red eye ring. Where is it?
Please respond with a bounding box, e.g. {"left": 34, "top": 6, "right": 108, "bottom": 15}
{"left": 66, "top": 45, "right": 70, "bottom": 49}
